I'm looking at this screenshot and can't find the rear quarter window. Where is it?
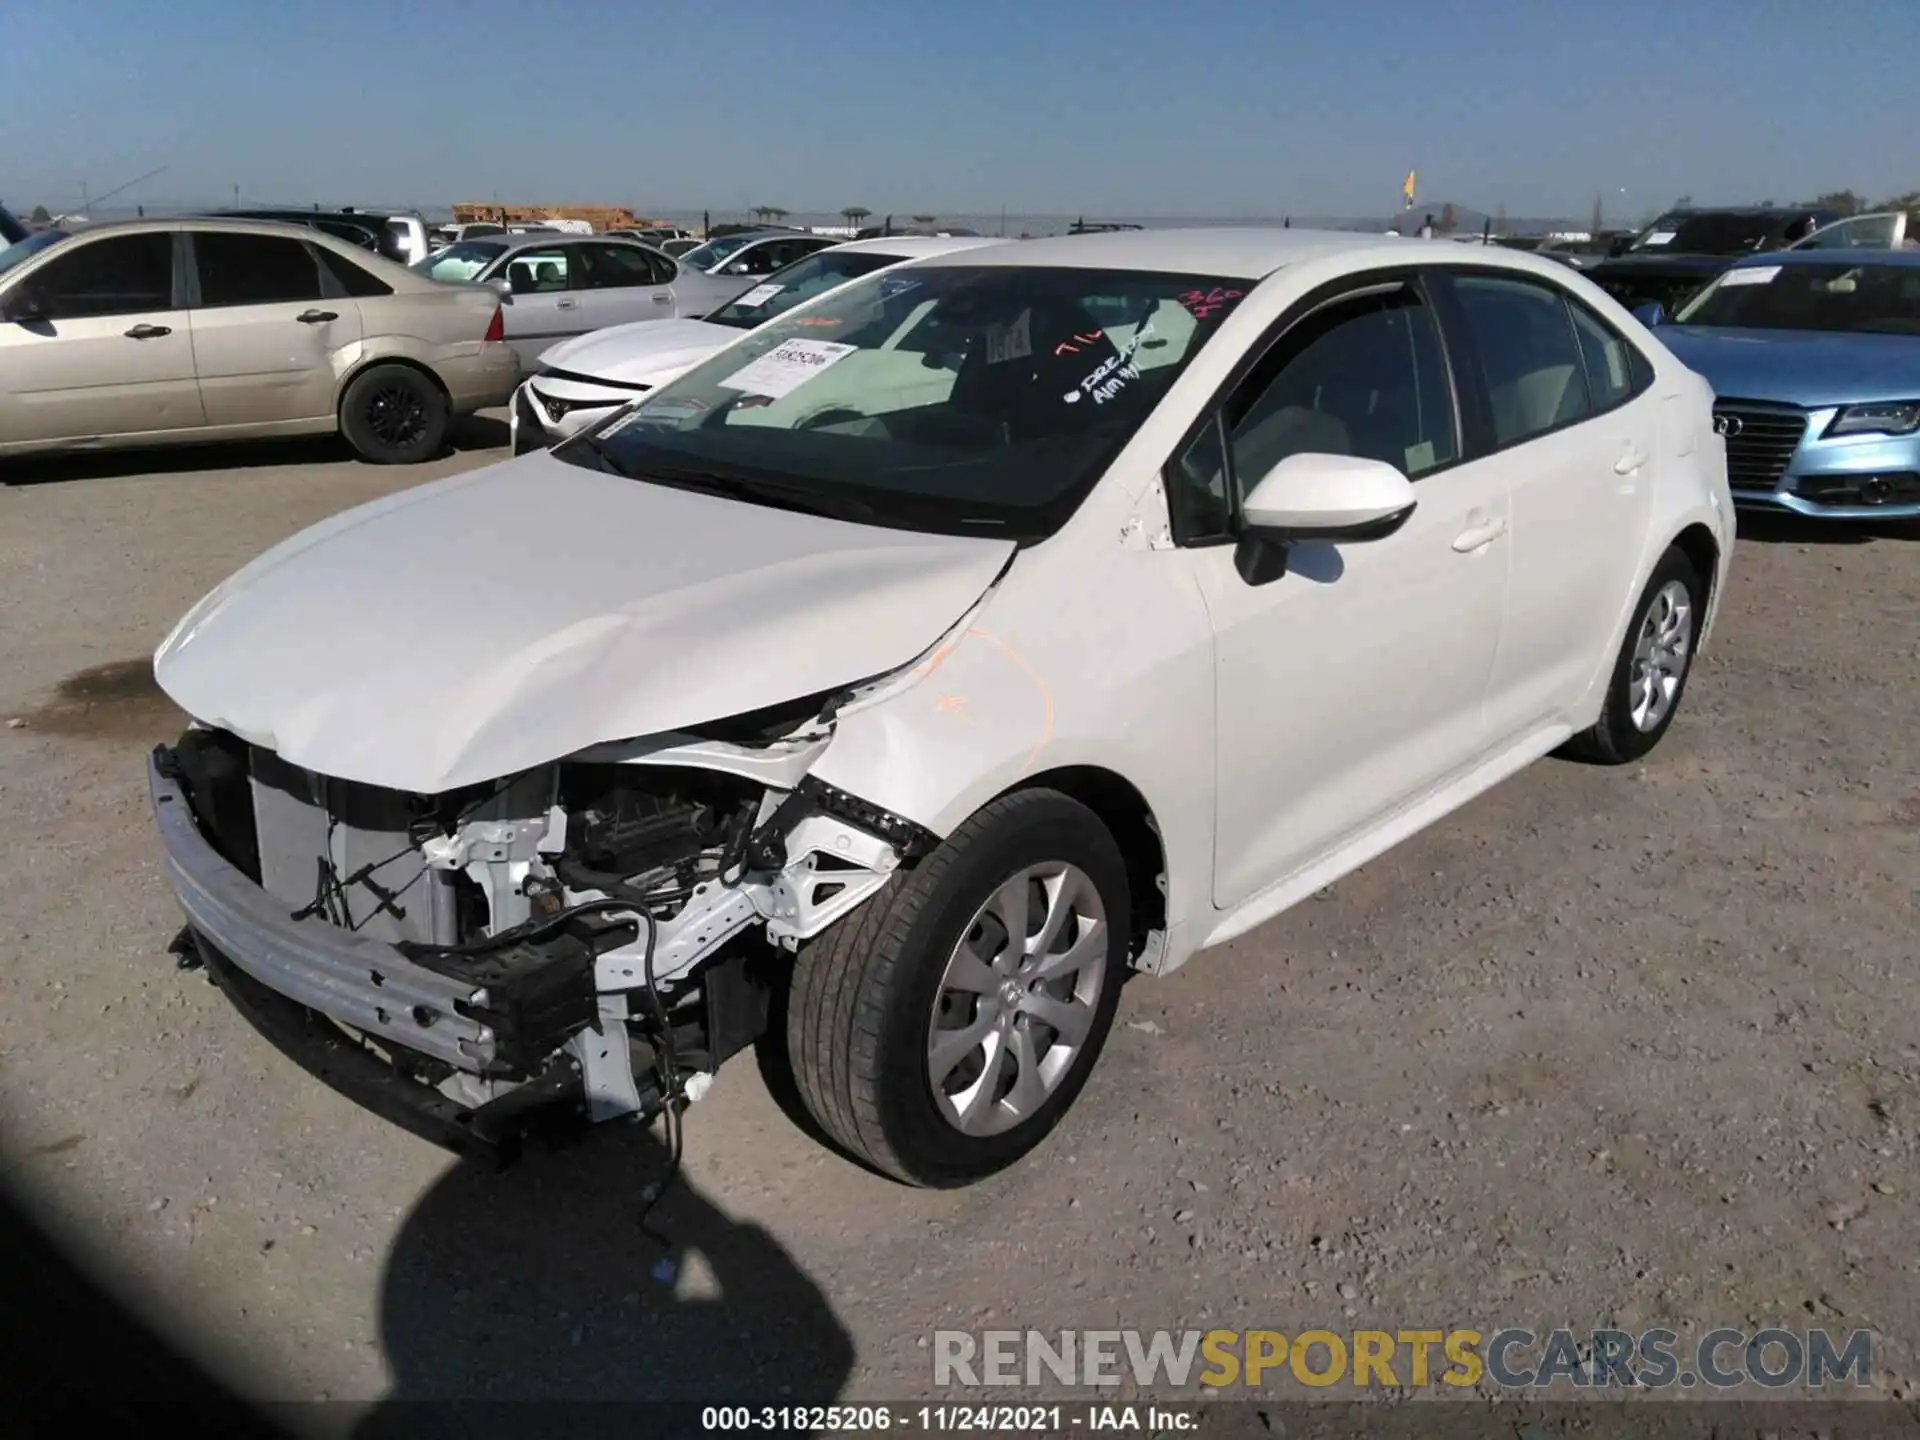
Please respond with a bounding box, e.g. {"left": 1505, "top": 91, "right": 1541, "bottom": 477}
{"left": 316, "top": 246, "right": 393, "bottom": 297}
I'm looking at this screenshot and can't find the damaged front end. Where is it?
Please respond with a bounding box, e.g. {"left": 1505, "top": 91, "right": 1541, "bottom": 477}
{"left": 149, "top": 707, "right": 934, "bottom": 1165}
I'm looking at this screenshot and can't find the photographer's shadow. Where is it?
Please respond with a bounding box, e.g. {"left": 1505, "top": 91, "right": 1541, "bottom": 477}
{"left": 356, "top": 1121, "right": 855, "bottom": 1438}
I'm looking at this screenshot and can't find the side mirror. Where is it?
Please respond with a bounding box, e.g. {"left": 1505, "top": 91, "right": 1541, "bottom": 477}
{"left": 725, "top": 261, "right": 753, "bottom": 275}
{"left": 1631, "top": 301, "right": 1665, "bottom": 327}
{"left": 1236, "top": 453, "right": 1416, "bottom": 583}
{"left": 3, "top": 286, "right": 47, "bottom": 323}
{"left": 487, "top": 276, "right": 514, "bottom": 298}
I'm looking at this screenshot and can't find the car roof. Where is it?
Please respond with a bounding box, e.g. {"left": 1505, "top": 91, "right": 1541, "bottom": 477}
{"left": 830, "top": 235, "right": 1005, "bottom": 258}
{"left": 4, "top": 216, "right": 441, "bottom": 287}
{"left": 1729, "top": 247, "right": 1920, "bottom": 269}
{"left": 930, "top": 226, "right": 1413, "bottom": 280}
{"left": 28, "top": 215, "right": 383, "bottom": 243}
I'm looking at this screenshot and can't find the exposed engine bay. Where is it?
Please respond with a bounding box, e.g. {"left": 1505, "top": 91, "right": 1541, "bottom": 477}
{"left": 156, "top": 719, "right": 936, "bottom": 1160}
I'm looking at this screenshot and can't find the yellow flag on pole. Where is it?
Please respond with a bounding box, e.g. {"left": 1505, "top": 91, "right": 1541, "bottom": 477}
{"left": 1403, "top": 170, "right": 1417, "bottom": 209}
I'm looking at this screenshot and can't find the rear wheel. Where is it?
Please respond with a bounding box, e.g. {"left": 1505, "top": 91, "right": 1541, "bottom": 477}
{"left": 787, "top": 789, "right": 1130, "bottom": 1187}
{"left": 340, "top": 364, "right": 448, "bottom": 464}
{"left": 1565, "top": 546, "right": 1703, "bottom": 763}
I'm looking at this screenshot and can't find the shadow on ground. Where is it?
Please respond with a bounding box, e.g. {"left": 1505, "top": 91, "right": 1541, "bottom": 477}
{"left": 354, "top": 1122, "right": 855, "bottom": 1439}
{"left": 1734, "top": 509, "right": 1917, "bottom": 546}
{"left": 0, "top": 415, "right": 508, "bottom": 486}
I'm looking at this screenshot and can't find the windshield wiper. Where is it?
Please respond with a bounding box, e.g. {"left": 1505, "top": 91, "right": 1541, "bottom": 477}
{"left": 627, "top": 461, "right": 879, "bottom": 522}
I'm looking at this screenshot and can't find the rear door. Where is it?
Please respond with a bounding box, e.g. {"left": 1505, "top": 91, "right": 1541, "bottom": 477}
{"left": 187, "top": 231, "right": 362, "bottom": 426}
{"left": 1435, "top": 270, "right": 1656, "bottom": 739}
{"left": 0, "top": 229, "right": 204, "bottom": 444}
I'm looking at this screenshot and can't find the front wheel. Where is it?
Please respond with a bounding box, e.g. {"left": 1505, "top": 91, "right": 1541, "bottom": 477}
{"left": 787, "top": 789, "right": 1130, "bottom": 1187}
{"left": 1564, "top": 546, "right": 1704, "bottom": 763}
{"left": 340, "top": 364, "right": 449, "bottom": 464}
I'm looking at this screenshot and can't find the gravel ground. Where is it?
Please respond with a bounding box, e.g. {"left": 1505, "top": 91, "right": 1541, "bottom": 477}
{"left": 1, "top": 429, "right": 1917, "bottom": 1429}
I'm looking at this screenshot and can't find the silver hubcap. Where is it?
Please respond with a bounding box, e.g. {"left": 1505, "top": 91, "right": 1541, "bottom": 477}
{"left": 1629, "top": 579, "right": 1693, "bottom": 732}
{"left": 926, "top": 862, "right": 1108, "bottom": 1137}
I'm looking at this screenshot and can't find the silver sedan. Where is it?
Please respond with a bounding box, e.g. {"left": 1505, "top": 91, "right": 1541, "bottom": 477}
{"left": 411, "top": 233, "right": 740, "bottom": 368}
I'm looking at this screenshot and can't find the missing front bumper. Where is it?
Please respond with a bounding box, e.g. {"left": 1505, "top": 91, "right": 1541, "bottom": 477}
{"left": 177, "top": 927, "right": 592, "bottom": 1166}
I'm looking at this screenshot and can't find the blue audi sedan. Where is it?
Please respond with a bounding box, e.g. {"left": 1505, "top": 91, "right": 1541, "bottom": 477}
{"left": 1641, "top": 249, "right": 1920, "bottom": 521}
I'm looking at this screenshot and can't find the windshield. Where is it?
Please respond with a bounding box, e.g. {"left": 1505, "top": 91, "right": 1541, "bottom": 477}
{"left": 412, "top": 241, "right": 506, "bottom": 282}
{"left": 705, "top": 250, "right": 906, "bottom": 329}
{"left": 562, "top": 264, "right": 1252, "bottom": 541}
{"left": 0, "top": 229, "right": 68, "bottom": 279}
{"left": 679, "top": 234, "right": 758, "bottom": 271}
{"left": 1675, "top": 262, "right": 1920, "bottom": 334}
{"left": 1632, "top": 213, "right": 1784, "bottom": 255}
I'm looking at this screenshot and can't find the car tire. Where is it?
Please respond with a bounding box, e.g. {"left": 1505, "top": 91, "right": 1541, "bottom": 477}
{"left": 787, "top": 789, "right": 1131, "bottom": 1187}
{"left": 1563, "top": 546, "right": 1704, "bottom": 764}
{"left": 339, "top": 364, "right": 448, "bottom": 465}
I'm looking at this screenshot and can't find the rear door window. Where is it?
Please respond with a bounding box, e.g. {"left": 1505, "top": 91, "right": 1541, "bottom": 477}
{"left": 1565, "top": 299, "right": 1648, "bottom": 413}
{"left": 194, "top": 233, "right": 325, "bottom": 307}
{"left": 1450, "top": 274, "right": 1592, "bottom": 446}
{"left": 578, "top": 243, "right": 669, "bottom": 288}
{"left": 315, "top": 246, "right": 394, "bottom": 297}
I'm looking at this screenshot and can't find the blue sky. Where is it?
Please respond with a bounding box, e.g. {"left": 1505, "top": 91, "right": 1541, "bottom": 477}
{"left": 6, "top": 0, "right": 1915, "bottom": 219}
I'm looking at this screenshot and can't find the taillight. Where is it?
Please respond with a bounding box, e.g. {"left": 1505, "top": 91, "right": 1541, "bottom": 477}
{"left": 483, "top": 304, "right": 504, "bottom": 343}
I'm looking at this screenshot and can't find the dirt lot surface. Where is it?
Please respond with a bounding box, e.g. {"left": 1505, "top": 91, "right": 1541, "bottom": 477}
{"left": 2, "top": 426, "right": 1918, "bottom": 1428}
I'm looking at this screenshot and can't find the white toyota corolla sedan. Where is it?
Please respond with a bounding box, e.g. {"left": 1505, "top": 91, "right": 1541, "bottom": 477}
{"left": 146, "top": 229, "right": 1731, "bottom": 1187}
{"left": 508, "top": 234, "right": 1006, "bottom": 452}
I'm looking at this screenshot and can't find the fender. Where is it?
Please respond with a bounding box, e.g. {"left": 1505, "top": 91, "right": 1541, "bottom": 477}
{"left": 807, "top": 524, "right": 1219, "bottom": 961}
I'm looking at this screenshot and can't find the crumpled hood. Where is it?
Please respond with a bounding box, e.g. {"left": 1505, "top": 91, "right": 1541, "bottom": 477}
{"left": 539, "top": 318, "right": 739, "bottom": 387}
{"left": 1660, "top": 326, "right": 1920, "bottom": 408}
{"left": 154, "top": 452, "right": 1015, "bottom": 793}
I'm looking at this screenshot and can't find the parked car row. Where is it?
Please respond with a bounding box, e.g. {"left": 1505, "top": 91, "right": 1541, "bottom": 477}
{"left": 508, "top": 234, "right": 1003, "bottom": 450}
{"left": 145, "top": 227, "right": 1741, "bottom": 1187}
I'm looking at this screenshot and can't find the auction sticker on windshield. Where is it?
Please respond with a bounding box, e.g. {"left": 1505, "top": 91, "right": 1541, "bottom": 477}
{"left": 1719, "top": 266, "right": 1781, "bottom": 287}
{"left": 719, "top": 339, "right": 857, "bottom": 399}
{"left": 734, "top": 283, "right": 784, "bottom": 309}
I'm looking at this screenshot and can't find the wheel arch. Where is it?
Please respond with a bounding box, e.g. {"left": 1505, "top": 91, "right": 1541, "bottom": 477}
{"left": 333, "top": 353, "right": 451, "bottom": 426}
{"left": 1669, "top": 520, "right": 1721, "bottom": 617}
{"left": 986, "top": 765, "right": 1167, "bottom": 965}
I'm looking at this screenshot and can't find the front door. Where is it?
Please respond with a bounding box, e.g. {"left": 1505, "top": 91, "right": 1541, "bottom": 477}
{"left": 492, "top": 245, "right": 582, "bottom": 366}
{"left": 0, "top": 230, "right": 204, "bottom": 445}
{"left": 1187, "top": 278, "right": 1510, "bottom": 908}
{"left": 187, "top": 231, "right": 362, "bottom": 427}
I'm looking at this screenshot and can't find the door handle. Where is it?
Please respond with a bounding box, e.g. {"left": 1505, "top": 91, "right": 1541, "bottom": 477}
{"left": 124, "top": 323, "right": 171, "bottom": 339}
{"left": 651, "top": 291, "right": 671, "bottom": 304}
{"left": 1614, "top": 447, "right": 1649, "bottom": 475}
{"left": 1451, "top": 517, "right": 1508, "bottom": 553}
{"left": 556, "top": 298, "right": 578, "bottom": 310}
{"left": 295, "top": 309, "right": 337, "bottom": 324}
